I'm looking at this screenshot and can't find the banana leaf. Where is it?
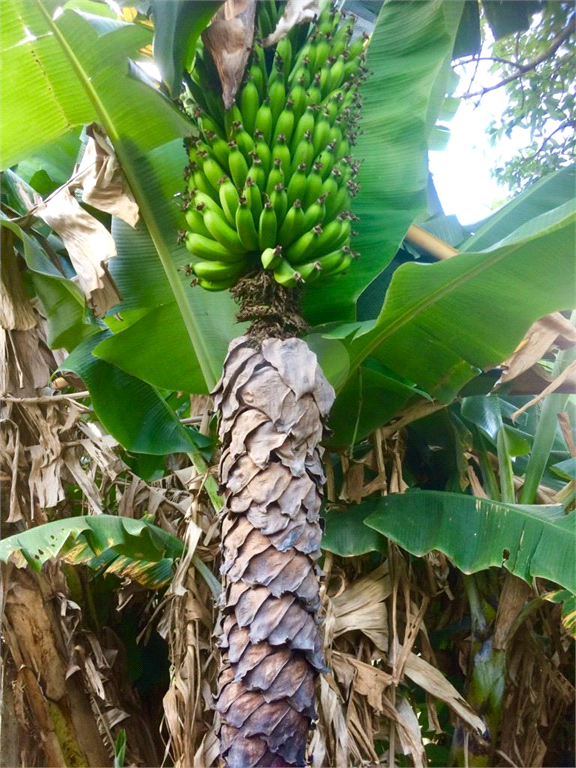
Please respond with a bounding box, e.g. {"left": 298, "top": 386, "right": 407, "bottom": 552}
{"left": 327, "top": 201, "right": 576, "bottom": 444}
{"left": 151, "top": 0, "right": 222, "bottom": 95}
{"left": 0, "top": 515, "right": 184, "bottom": 589}
{"left": 362, "top": 491, "right": 576, "bottom": 593}
{"left": 462, "top": 165, "right": 576, "bottom": 252}
{"left": 2, "top": 1, "right": 240, "bottom": 403}
{"left": 303, "top": 0, "right": 465, "bottom": 325}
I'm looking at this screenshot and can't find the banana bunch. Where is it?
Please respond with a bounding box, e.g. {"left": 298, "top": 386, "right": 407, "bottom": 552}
{"left": 181, "top": 0, "right": 367, "bottom": 291}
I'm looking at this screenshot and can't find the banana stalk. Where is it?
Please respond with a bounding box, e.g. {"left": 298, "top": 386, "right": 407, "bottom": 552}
{"left": 213, "top": 337, "right": 335, "bottom": 767}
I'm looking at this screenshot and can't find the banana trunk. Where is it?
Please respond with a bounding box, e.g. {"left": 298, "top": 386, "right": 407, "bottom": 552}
{"left": 213, "top": 336, "right": 335, "bottom": 767}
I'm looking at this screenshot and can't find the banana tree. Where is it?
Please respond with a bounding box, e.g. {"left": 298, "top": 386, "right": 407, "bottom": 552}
{"left": 2, "top": 1, "right": 576, "bottom": 766}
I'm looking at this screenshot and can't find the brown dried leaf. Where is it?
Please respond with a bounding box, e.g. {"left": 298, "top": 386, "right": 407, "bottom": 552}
{"left": 404, "top": 651, "right": 487, "bottom": 735}
{"left": 395, "top": 697, "right": 427, "bottom": 768}
{"left": 263, "top": 0, "right": 320, "bottom": 47}
{"left": 202, "top": 0, "right": 257, "bottom": 110}
{"left": 331, "top": 563, "right": 390, "bottom": 651}
{"left": 0, "top": 231, "right": 36, "bottom": 331}
{"left": 498, "top": 312, "right": 576, "bottom": 385}
{"left": 77, "top": 124, "right": 139, "bottom": 226}
{"left": 35, "top": 187, "right": 121, "bottom": 316}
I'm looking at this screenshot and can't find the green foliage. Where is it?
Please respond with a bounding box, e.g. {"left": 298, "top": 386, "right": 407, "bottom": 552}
{"left": 0, "top": 515, "right": 184, "bottom": 589}
{"left": 461, "top": 164, "right": 576, "bottom": 251}
{"left": 151, "top": 0, "right": 222, "bottom": 95}
{"left": 358, "top": 491, "right": 576, "bottom": 592}
{"left": 326, "top": 200, "right": 575, "bottom": 444}
{"left": 486, "top": 3, "right": 575, "bottom": 192}
{"left": 305, "top": 0, "right": 464, "bottom": 324}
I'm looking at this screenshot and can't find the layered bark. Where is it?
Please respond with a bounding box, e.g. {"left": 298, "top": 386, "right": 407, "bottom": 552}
{"left": 213, "top": 336, "right": 334, "bottom": 767}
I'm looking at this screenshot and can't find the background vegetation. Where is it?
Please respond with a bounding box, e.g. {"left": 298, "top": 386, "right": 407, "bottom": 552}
{"left": 1, "top": 1, "right": 574, "bottom": 766}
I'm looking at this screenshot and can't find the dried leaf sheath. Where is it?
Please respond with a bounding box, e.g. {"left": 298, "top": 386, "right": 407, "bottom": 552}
{"left": 213, "top": 336, "right": 335, "bottom": 767}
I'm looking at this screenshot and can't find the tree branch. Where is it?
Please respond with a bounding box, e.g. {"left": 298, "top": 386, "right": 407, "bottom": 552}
{"left": 462, "top": 17, "right": 575, "bottom": 99}
{"left": 453, "top": 55, "right": 524, "bottom": 69}
{"left": 522, "top": 120, "right": 575, "bottom": 162}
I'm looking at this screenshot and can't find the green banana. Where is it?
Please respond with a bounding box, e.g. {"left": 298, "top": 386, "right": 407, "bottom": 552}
{"left": 315, "top": 248, "right": 347, "bottom": 272}
{"left": 266, "top": 158, "right": 284, "bottom": 196}
{"left": 224, "top": 104, "right": 243, "bottom": 140}
{"left": 271, "top": 135, "right": 291, "bottom": 180}
{"left": 246, "top": 156, "right": 266, "bottom": 192}
{"left": 268, "top": 77, "right": 286, "bottom": 126}
{"left": 254, "top": 136, "right": 272, "bottom": 176}
{"left": 298, "top": 260, "right": 322, "bottom": 283}
{"left": 273, "top": 257, "right": 302, "bottom": 287}
{"left": 327, "top": 57, "right": 345, "bottom": 94}
{"left": 192, "top": 169, "right": 219, "bottom": 201}
{"left": 302, "top": 199, "right": 325, "bottom": 230}
{"left": 196, "top": 276, "right": 237, "bottom": 292}
{"left": 248, "top": 62, "right": 266, "bottom": 100}
{"left": 348, "top": 33, "right": 368, "bottom": 60}
{"left": 270, "top": 183, "right": 288, "bottom": 224}
{"left": 210, "top": 136, "right": 231, "bottom": 172}
{"left": 193, "top": 259, "right": 247, "bottom": 281}
{"left": 277, "top": 199, "right": 305, "bottom": 246}
{"left": 291, "top": 106, "right": 316, "bottom": 153}
{"left": 185, "top": 206, "right": 211, "bottom": 239}
{"left": 284, "top": 228, "right": 320, "bottom": 264}
{"left": 261, "top": 245, "right": 283, "bottom": 270}
{"left": 185, "top": 232, "right": 244, "bottom": 262}
{"left": 289, "top": 83, "right": 308, "bottom": 122}
{"left": 290, "top": 132, "right": 314, "bottom": 174}
{"left": 317, "top": 146, "right": 336, "bottom": 180}
{"left": 203, "top": 209, "right": 246, "bottom": 254}
{"left": 190, "top": 189, "right": 222, "bottom": 214}
{"left": 312, "top": 219, "right": 351, "bottom": 256}
{"left": 312, "top": 115, "right": 332, "bottom": 156}
{"left": 303, "top": 166, "right": 324, "bottom": 209}
{"left": 201, "top": 156, "right": 228, "bottom": 191}
{"left": 235, "top": 197, "right": 260, "bottom": 251}
{"left": 228, "top": 142, "right": 249, "bottom": 188}
{"left": 286, "top": 164, "right": 308, "bottom": 207}
{"left": 276, "top": 37, "right": 292, "bottom": 75}
{"left": 234, "top": 128, "right": 256, "bottom": 160}
{"left": 289, "top": 65, "right": 311, "bottom": 89}
{"left": 327, "top": 252, "right": 353, "bottom": 275}
{"left": 254, "top": 100, "right": 273, "bottom": 144}
{"left": 325, "top": 185, "right": 350, "bottom": 219}
{"left": 218, "top": 179, "right": 240, "bottom": 225}
{"left": 314, "top": 37, "right": 331, "bottom": 69}
{"left": 335, "top": 138, "right": 351, "bottom": 160}
{"left": 258, "top": 200, "right": 277, "bottom": 250}
{"left": 272, "top": 104, "right": 295, "bottom": 146}
{"left": 244, "top": 177, "right": 263, "bottom": 224}
{"left": 239, "top": 79, "right": 260, "bottom": 135}
{"left": 307, "top": 74, "right": 322, "bottom": 106}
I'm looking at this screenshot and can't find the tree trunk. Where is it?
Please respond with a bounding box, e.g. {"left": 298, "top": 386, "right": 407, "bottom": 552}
{"left": 213, "top": 335, "right": 334, "bottom": 767}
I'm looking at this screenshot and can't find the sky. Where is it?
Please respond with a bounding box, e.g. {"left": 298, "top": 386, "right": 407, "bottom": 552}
{"left": 429, "top": 59, "right": 516, "bottom": 226}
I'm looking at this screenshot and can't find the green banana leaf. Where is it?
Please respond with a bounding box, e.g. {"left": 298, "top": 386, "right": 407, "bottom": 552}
{"left": 461, "top": 396, "right": 531, "bottom": 457}
{"left": 62, "top": 332, "right": 209, "bottom": 455}
{"left": 304, "top": 0, "right": 464, "bottom": 325}
{"left": 462, "top": 165, "right": 576, "bottom": 252}
{"left": 151, "top": 0, "right": 222, "bottom": 95}
{"left": 327, "top": 201, "right": 576, "bottom": 444}
{"left": 1, "top": 214, "right": 102, "bottom": 350}
{"left": 322, "top": 505, "right": 387, "bottom": 557}
{"left": 361, "top": 491, "right": 576, "bottom": 593}
{"left": 0, "top": 515, "right": 184, "bottom": 589}
{"left": 2, "top": 2, "right": 241, "bottom": 400}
